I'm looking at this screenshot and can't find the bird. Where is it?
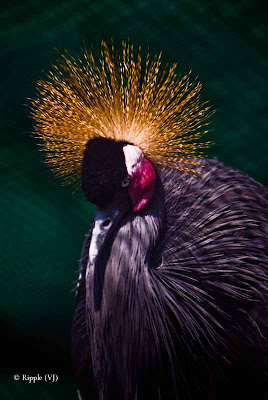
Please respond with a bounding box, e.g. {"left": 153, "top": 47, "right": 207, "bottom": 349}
{"left": 31, "top": 41, "right": 268, "bottom": 400}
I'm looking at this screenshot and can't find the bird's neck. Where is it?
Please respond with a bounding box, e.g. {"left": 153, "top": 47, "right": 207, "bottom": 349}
{"left": 86, "top": 172, "right": 166, "bottom": 393}
{"left": 89, "top": 169, "right": 165, "bottom": 307}
{"left": 111, "top": 169, "right": 166, "bottom": 272}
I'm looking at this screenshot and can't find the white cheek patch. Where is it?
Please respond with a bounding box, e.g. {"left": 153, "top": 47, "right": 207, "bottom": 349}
{"left": 123, "top": 144, "right": 144, "bottom": 176}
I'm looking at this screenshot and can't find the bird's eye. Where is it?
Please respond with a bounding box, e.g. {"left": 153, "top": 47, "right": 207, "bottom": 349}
{"left": 121, "top": 176, "right": 131, "bottom": 188}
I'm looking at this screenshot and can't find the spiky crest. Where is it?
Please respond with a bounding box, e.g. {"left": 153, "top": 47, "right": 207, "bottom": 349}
{"left": 30, "top": 41, "right": 212, "bottom": 184}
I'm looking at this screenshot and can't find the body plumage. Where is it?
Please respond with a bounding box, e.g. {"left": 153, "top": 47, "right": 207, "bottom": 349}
{"left": 73, "top": 159, "right": 268, "bottom": 399}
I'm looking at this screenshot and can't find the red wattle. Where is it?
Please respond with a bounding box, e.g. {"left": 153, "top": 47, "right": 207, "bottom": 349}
{"left": 128, "top": 158, "right": 156, "bottom": 212}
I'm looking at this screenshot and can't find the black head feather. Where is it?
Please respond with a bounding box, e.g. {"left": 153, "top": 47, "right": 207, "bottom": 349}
{"left": 81, "top": 138, "right": 129, "bottom": 207}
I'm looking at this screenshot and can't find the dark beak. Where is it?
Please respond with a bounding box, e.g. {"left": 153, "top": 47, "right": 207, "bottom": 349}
{"left": 87, "top": 193, "right": 132, "bottom": 310}
{"left": 88, "top": 203, "right": 122, "bottom": 265}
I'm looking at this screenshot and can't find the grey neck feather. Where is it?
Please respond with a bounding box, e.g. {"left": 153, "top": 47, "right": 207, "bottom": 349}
{"left": 85, "top": 169, "right": 166, "bottom": 395}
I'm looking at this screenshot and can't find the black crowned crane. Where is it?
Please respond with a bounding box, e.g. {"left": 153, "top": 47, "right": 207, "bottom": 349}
{"left": 31, "top": 42, "right": 268, "bottom": 400}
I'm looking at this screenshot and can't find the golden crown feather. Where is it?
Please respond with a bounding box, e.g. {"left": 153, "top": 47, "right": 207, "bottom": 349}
{"left": 30, "top": 41, "right": 213, "bottom": 184}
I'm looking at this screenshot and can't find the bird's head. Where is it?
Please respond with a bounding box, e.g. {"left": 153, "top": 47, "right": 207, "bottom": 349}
{"left": 30, "top": 41, "right": 212, "bottom": 264}
{"left": 81, "top": 137, "right": 156, "bottom": 263}
{"left": 82, "top": 137, "right": 156, "bottom": 212}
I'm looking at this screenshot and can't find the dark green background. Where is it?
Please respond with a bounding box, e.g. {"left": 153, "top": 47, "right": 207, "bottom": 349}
{"left": 1, "top": 1, "right": 268, "bottom": 398}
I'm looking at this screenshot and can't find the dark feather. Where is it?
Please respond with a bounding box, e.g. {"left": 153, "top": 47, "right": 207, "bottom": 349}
{"left": 72, "top": 159, "right": 268, "bottom": 399}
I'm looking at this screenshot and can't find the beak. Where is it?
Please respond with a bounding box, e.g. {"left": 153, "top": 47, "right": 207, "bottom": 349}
{"left": 88, "top": 204, "right": 121, "bottom": 265}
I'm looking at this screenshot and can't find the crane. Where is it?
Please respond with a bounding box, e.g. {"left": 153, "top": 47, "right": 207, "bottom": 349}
{"left": 31, "top": 42, "right": 268, "bottom": 400}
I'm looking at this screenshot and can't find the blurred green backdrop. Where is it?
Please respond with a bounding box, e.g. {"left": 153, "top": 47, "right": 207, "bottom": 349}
{"left": 1, "top": 0, "right": 267, "bottom": 399}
